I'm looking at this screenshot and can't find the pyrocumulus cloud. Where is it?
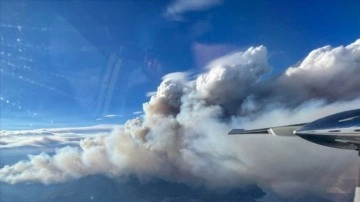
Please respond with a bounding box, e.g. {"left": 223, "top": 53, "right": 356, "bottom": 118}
{"left": 1, "top": 40, "right": 360, "bottom": 198}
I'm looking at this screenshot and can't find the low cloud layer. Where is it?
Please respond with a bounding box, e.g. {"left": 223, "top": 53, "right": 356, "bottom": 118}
{"left": 1, "top": 39, "right": 360, "bottom": 199}
{"left": 0, "top": 125, "right": 115, "bottom": 148}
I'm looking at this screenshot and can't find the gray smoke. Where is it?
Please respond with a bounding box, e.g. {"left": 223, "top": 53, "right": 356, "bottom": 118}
{"left": 1, "top": 39, "right": 360, "bottom": 198}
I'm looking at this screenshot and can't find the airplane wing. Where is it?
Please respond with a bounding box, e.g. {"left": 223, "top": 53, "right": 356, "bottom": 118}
{"left": 228, "top": 123, "right": 307, "bottom": 137}
{"left": 228, "top": 128, "right": 269, "bottom": 135}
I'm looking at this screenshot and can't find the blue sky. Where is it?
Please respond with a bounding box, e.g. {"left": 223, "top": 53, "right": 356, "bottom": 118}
{"left": 1, "top": 0, "right": 359, "bottom": 129}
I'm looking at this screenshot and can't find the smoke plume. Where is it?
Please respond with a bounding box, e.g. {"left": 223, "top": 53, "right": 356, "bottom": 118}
{"left": 1, "top": 39, "right": 360, "bottom": 198}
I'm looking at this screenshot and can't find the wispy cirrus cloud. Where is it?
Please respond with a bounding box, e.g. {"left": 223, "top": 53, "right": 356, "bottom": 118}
{"left": 165, "top": 0, "right": 223, "bottom": 20}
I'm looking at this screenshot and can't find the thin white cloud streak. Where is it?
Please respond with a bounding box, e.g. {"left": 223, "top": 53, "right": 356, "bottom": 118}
{"left": 96, "top": 114, "right": 123, "bottom": 120}
{"left": 165, "top": 0, "right": 222, "bottom": 19}
{"left": 102, "top": 114, "right": 123, "bottom": 119}
{"left": 1, "top": 40, "right": 360, "bottom": 199}
{"left": 132, "top": 111, "right": 143, "bottom": 115}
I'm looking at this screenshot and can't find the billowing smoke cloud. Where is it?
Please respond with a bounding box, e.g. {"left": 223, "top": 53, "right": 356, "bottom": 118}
{"left": 275, "top": 40, "right": 360, "bottom": 106}
{"left": 1, "top": 39, "right": 360, "bottom": 199}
